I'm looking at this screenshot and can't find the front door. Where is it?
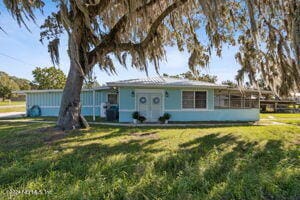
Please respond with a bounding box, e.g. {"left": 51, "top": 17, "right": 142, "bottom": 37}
{"left": 137, "top": 92, "right": 163, "bottom": 122}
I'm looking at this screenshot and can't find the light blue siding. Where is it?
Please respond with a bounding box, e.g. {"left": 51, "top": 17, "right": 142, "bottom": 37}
{"left": 119, "top": 88, "right": 135, "bottom": 110}
{"left": 207, "top": 89, "right": 214, "bottom": 110}
{"left": 164, "top": 89, "right": 214, "bottom": 110}
{"left": 119, "top": 88, "right": 135, "bottom": 122}
{"left": 119, "top": 87, "right": 259, "bottom": 122}
{"left": 26, "top": 89, "right": 111, "bottom": 117}
{"left": 165, "top": 89, "right": 181, "bottom": 110}
{"left": 26, "top": 86, "right": 259, "bottom": 122}
{"left": 119, "top": 111, "right": 133, "bottom": 122}
{"left": 39, "top": 107, "right": 60, "bottom": 116}
{"left": 81, "top": 91, "right": 93, "bottom": 105}
{"left": 167, "top": 109, "right": 259, "bottom": 121}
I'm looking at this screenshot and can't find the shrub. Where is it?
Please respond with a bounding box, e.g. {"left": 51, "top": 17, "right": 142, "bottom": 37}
{"left": 138, "top": 116, "right": 146, "bottom": 123}
{"left": 132, "top": 111, "right": 139, "bottom": 119}
{"left": 163, "top": 113, "right": 171, "bottom": 120}
{"left": 158, "top": 116, "right": 165, "bottom": 123}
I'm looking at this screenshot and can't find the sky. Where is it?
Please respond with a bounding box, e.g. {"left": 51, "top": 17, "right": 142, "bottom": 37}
{"left": 0, "top": 2, "right": 241, "bottom": 85}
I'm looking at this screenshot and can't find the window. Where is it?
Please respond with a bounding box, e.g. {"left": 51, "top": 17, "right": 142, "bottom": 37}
{"left": 107, "top": 93, "right": 118, "bottom": 105}
{"left": 214, "top": 90, "right": 259, "bottom": 109}
{"left": 182, "top": 91, "right": 207, "bottom": 109}
{"left": 214, "top": 90, "right": 229, "bottom": 109}
{"left": 244, "top": 92, "right": 252, "bottom": 108}
{"left": 182, "top": 91, "right": 194, "bottom": 109}
{"left": 250, "top": 93, "right": 259, "bottom": 108}
{"left": 230, "top": 92, "right": 243, "bottom": 108}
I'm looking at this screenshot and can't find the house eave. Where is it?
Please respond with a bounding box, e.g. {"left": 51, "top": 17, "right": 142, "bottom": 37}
{"left": 106, "top": 83, "right": 227, "bottom": 89}
{"left": 14, "top": 86, "right": 112, "bottom": 94}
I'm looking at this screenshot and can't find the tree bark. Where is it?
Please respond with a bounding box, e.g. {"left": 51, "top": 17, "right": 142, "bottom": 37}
{"left": 56, "top": 37, "right": 85, "bottom": 130}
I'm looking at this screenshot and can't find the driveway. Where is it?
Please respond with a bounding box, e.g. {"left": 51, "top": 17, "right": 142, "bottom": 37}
{"left": 0, "top": 112, "right": 26, "bottom": 118}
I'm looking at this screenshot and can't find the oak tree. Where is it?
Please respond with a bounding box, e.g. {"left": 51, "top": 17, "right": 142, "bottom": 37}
{"left": 2, "top": 0, "right": 299, "bottom": 129}
{"left": 163, "top": 71, "right": 218, "bottom": 83}
{"left": 0, "top": 72, "right": 19, "bottom": 101}
{"left": 32, "top": 66, "right": 67, "bottom": 89}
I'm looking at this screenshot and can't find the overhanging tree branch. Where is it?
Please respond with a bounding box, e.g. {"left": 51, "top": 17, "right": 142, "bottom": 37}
{"left": 88, "top": 0, "right": 187, "bottom": 67}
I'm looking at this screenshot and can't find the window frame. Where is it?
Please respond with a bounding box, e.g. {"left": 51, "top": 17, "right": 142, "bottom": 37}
{"left": 181, "top": 90, "right": 208, "bottom": 110}
{"left": 214, "top": 90, "right": 260, "bottom": 109}
{"left": 107, "top": 93, "right": 118, "bottom": 105}
{"left": 214, "top": 90, "right": 230, "bottom": 109}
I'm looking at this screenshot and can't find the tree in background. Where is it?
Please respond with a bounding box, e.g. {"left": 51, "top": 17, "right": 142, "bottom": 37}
{"left": 0, "top": 72, "right": 19, "bottom": 101}
{"left": 2, "top": 0, "right": 299, "bottom": 129}
{"left": 221, "top": 80, "right": 238, "bottom": 88}
{"left": 163, "top": 70, "right": 217, "bottom": 83}
{"left": 32, "top": 67, "right": 66, "bottom": 89}
{"left": 10, "top": 76, "right": 31, "bottom": 90}
{"left": 83, "top": 71, "right": 101, "bottom": 89}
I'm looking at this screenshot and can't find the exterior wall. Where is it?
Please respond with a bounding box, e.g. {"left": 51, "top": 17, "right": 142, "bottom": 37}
{"left": 119, "top": 87, "right": 259, "bottom": 122}
{"left": 119, "top": 87, "right": 136, "bottom": 122}
{"left": 26, "top": 90, "right": 113, "bottom": 117}
{"left": 26, "top": 87, "right": 259, "bottom": 122}
{"left": 166, "top": 109, "right": 259, "bottom": 121}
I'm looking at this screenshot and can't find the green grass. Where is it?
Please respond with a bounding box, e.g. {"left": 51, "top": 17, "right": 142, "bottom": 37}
{"left": 273, "top": 119, "right": 300, "bottom": 126}
{"left": 260, "top": 113, "right": 300, "bottom": 119}
{"left": 0, "top": 101, "right": 25, "bottom": 106}
{"left": 0, "top": 101, "right": 25, "bottom": 113}
{"left": 260, "top": 113, "right": 300, "bottom": 126}
{"left": 0, "top": 107, "right": 25, "bottom": 113}
{"left": 0, "top": 122, "right": 299, "bottom": 199}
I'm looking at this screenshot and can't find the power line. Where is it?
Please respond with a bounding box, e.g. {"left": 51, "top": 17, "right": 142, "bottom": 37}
{"left": 0, "top": 52, "right": 35, "bottom": 66}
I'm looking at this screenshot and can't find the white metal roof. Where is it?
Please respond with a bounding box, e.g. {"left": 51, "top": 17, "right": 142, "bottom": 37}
{"left": 107, "top": 76, "right": 227, "bottom": 88}
{"left": 14, "top": 86, "right": 111, "bottom": 94}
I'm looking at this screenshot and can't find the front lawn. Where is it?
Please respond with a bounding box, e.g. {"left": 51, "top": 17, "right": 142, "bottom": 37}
{"left": 260, "top": 113, "right": 300, "bottom": 126}
{"left": 0, "top": 101, "right": 26, "bottom": 113}
{"left": 0, "top": 122, "right": 299, "bottom": 199}
{"left": 260, "top": 113, "right": 300, "bottom": 119}
{"left": 0, "top": 107, "right": 25, "bottom": 113}
{"left": 0, "top": 101, "right": 25, "bottom": 106}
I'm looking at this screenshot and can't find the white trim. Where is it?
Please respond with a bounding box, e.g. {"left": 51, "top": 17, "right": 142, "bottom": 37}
{"left": 162, "top": 89, "right": 165, "bottom": 115}
{"left": 106, "top": 92, "right": 118, "bottom": 105}
{"left": 16, "top": 87, "right": 110, "bottom": 94}
{"left": 135, "top": 89, "right": 164, "bottom": 93}
{"left": 25, "top": 93, "right": 28, "bottom": 116}
{"left": 31, "top": 105, "right": 96, "bottom": 108}
{"left": 119, "top": 109, "right": 135, "bottom": 112}
{"left": 165, "top": 108, "right": 257, "bottom": 112}
{"left": 107, "top": 84, "right": 227, "bottom": 89}
{"left": 100, "top": 92, "right": 102, "bottom": 105}
{"left": 92, "top": 90, "right": 95, "bottom": 121}
{"left": 118, "top": 88, "right": 121, "bottom": 108}
{"left": 181, "top": 90, "right": 208, "bottom": 110}
{"left": 134, "top": 90, "right": 136, "bottom": 111}
{"left": 165, "top": 109, "right": 215, "bottom": 112}
{"left": 212, "top": 89, "right": 214, "bottom": 110}
{"left": 38, "top": 106, "right": 60, "bottom": 108}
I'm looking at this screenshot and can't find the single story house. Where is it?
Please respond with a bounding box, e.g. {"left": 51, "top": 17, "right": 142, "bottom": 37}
{"left": 21, "top": 77, "right": 260, "bottom": 122}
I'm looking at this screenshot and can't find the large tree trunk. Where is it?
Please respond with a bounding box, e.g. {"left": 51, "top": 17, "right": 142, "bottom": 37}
{"left": 56, "top": 61, "right": 84, "bottom": 130}
{"left": 56, "top": 37, "right": 85, "bottom": 130}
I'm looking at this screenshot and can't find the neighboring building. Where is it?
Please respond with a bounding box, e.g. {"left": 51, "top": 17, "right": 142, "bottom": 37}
{"left": 260, "top": 92, "right": 300, "bottom": 113}
{"left": 20, "top": 77, "right": 260, "bottom": 122}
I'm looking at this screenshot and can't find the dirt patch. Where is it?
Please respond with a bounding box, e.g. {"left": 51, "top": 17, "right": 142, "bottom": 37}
{"left": 121, "top": 131, "right": 159, "bottom": 143}
{"left": 131, "top": 131, "right": 158, "bottom": 139}
{"left": 41, "top": 127, "right": 69, "bottom": 144}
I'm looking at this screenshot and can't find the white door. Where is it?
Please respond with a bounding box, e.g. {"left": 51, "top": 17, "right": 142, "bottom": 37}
{"left": 150, "top": 94, "right": 162, "bottom": 122}
{"left": 137, "top": 93, "right": 162, "bottom": 122}
{"left": 137, "top": 93, "right": 150, "bottom": 120}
